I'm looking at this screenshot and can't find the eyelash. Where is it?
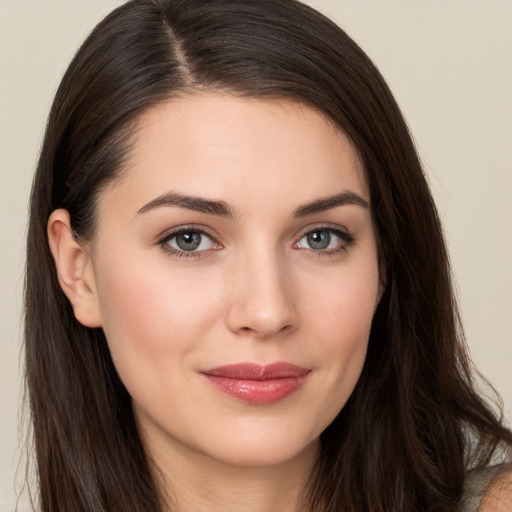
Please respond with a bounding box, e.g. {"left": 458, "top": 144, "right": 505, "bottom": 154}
{"left": 157, "top": 224, "right": 355, "bottom": 260}
{"left": 157, "top": 226, "right": 220, "bottom": 259}
{"left": 294, "top": 224, "right": 355, "bottom": 257}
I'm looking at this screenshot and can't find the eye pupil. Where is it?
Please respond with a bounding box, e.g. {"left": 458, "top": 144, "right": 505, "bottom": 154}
{"left": 176, "top": 232, "right": 201, "bottom": 251}
{"left": 307, "top": 230, "right": 330, "bottom": 250}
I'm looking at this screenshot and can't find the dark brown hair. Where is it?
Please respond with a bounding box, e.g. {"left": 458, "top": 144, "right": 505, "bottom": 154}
{"left": 24, "top": 0, "right": 512, "bottom": 510}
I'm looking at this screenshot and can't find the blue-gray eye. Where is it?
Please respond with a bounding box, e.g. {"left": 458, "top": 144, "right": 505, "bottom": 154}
{"left": 167, "top": 231, "right": 215, "bottom": 252}
{"left": 297, "top": 228, "right": 347, "bottom": 251}
{"left": 306, "top": 230, "right": 331, "bottom": 250}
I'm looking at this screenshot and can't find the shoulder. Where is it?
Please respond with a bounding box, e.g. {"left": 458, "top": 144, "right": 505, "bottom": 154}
{"left": 478, "top": 470, "right": 512, "bottom": 512}
{"left": 456, "top": 464, "right": 512, "bottom": 512}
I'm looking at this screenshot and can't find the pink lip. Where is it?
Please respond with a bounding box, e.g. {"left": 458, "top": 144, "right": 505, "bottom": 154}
{"left": 200, "top": 363, "right": 310, "bottom": 404}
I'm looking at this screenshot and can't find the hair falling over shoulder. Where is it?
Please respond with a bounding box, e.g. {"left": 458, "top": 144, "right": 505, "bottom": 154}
{"left": 23, "top": 1, "right": 512, "bottom": 511}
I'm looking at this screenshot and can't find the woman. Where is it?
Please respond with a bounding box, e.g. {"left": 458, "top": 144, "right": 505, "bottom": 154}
{"left": 24, "top": 0, "right": 512, "bottom": 510}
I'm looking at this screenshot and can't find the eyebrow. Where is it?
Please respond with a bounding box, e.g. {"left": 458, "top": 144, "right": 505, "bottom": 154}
{"left": 137, "top": 192, "right": 236, "bottom": 217}
{"left": 292, "top": 191, "right": 369, "bottom": 217}
{"left": 136, "top": 190, "right": 369, "bottom": 218}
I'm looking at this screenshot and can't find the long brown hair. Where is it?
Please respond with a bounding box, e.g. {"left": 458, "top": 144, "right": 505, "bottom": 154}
{"left": 24, "top": 0, "right": 512, "bottom": 510}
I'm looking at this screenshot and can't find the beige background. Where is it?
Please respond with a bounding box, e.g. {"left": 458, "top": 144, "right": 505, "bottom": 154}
{"left": 1, "top": 1, "right": 510, "bottom": 509}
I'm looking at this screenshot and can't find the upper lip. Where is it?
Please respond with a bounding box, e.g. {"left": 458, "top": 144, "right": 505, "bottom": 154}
{"left": 200, "top": 362, "right": 310, "bottom": 380}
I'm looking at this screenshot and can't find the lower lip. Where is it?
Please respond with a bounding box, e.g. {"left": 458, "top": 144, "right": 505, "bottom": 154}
{"left": 202, "top": 374, "right": 310, "bottom": 404}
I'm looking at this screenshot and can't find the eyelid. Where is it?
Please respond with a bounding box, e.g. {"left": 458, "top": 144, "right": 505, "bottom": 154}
{"left": 295, "top": 223, "right": 352, "bottom": 241}
{"left": 156, "top": 224, "right": 218, "bottom": 243}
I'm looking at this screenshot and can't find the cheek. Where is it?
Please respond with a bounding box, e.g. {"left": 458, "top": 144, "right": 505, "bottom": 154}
{"left": 93, "top": 252, "right": 223, "bottom": 378}
{"left": 304, "top": 260, "right": 379, "bottom": 411}
{"left": 307, "top": 259, "right": 379, "bottom": 345}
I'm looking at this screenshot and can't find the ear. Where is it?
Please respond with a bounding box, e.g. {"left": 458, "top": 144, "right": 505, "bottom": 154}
{"left": 47, "top": 209, "right": 103, "bottom": 328}
{"left": 375, "top": 259, "right": 387, "bottom": 311}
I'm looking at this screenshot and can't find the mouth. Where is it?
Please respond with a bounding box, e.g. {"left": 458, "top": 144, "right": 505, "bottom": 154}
{"left": 199, "top": 363, "right": 311, "bottom": 404}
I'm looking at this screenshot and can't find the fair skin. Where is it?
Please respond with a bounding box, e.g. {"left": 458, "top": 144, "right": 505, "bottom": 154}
{"left": 48, "top": 93, "right": 383, "bottom": 511}
{"left": 480, "top": 472, "right": 512, "bottom": 512}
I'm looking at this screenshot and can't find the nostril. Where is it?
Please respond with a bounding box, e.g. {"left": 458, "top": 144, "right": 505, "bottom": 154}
{"left": 280, "top": 324, "right": 293, "bottom": 334}
{"left": 235, "top": 323, "right": 294, "bottom": 338}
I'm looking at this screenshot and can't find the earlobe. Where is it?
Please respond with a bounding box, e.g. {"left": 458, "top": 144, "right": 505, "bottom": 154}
{"left": 47, "top": 209, "right": 103, "bottom": 328}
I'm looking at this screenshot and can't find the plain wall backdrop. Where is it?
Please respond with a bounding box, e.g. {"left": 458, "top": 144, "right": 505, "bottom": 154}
{"left": 1, "top": 1, "right": 510, "bottom": 509}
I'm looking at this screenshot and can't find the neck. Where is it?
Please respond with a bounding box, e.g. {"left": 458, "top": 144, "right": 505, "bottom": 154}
{"left": 147, "top": 435, "right": 320, "bottom": 512}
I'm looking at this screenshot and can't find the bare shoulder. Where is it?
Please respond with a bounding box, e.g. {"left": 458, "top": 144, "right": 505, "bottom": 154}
{"left": 478, "top": 471, "right": 512, "bottom": 512}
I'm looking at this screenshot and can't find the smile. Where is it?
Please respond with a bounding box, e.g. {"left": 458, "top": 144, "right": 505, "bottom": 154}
{"left": 200, "top": 363, "right": 311, "bottom": 404}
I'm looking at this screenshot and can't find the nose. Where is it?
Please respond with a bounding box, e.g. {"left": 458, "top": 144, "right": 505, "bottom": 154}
{"left": 226, "top": 248, "right": 298, "bottom": 339}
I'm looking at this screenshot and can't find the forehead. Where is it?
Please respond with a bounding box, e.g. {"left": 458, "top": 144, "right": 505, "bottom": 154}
{"left": 100, "top": 92, "right": 368, "bottom": 215}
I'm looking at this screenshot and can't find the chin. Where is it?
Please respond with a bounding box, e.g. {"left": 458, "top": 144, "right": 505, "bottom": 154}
{"left": 198, "top": 424, "right": 320, "bottom": 469}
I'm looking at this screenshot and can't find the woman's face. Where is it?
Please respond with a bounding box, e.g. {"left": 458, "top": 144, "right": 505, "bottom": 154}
{"left": 86, "top": 93, "right": 382, "bottom": 468}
